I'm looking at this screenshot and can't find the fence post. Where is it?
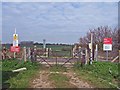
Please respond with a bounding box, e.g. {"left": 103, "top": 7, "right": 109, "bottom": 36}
{"left": 95, "top": 44, "right": 98, "bottom": 61}
{"left": 46, "top": 48, "right": 48, "bottom": 57}
{"left": 13, "top": 52, "right": 16, "bottom": 58}
{"left": 119, "top": 50, "right": 120, "bottom": 63}
{"left": 0, "top": 40, "right": 2, "bottom": 60}
{"left": 85, "top": 48, "right": 88, "bottom": 65}
{"left": 34, "top": 46, "right": 37, "bottom": 61}
{"left": 24, "top": 47, "right": 27, "bottom": 62}
{"left": 28, "top": 47, "right": 31, "bottom": 60}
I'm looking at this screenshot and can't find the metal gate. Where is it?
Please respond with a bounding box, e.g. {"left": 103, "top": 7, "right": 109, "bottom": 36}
{"left": 36, "top": 48, "right": 79, "bottom": 67}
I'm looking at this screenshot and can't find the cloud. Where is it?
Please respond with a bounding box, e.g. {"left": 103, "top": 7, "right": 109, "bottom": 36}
{"left": 2, "top": 2, "right": 118, "bottom": 44}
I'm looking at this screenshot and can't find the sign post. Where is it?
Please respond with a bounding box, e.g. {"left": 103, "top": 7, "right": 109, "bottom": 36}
{"left": 103, "top": 38, "right": 112, "bottom": 61}
{"left": 10, "top": 28, "right": 20, "bottom": 58}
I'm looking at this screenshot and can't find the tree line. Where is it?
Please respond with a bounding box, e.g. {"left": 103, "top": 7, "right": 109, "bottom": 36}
{"left": 79, "top": 26, "right": 119, "bottom": 51}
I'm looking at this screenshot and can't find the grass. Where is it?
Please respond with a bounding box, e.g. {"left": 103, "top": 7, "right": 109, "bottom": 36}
{"left": 73, "top": 61, "right": 119, "bottom": 88}
{"left": 49, "top": 65, "right": 76, "bottom": 88}
{"left": 49, "top": 64, "right": 67, "bottom": 72}
{"left": 2, "top": 59, "right": 41, "bottom": 88}
{"left": 36, "top": 44, "right": 72, "bottom": 51}
{"left": 49, "top": 73, "right": 70, "bottom": 88}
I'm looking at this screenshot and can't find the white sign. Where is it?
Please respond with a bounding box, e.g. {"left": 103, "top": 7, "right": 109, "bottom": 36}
{"left": 103, "top": 44, "right": 112, "bottom": 51}
{"left": 13, "top": 33, "right": 18, "bottom": 46}
{"left": 13, "top": 40, "right": 18, "bottom": 46}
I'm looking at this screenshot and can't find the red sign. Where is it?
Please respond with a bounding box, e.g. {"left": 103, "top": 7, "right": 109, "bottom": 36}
{"left": 104, "top": 38, "right": 112, "bottom": 44}
{"left": 10, "top": 46, "right": 20, "bottom": 52}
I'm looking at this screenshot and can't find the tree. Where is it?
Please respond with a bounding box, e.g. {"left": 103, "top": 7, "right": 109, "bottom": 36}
{"left": 79, "top": 26, "right": 118, "bottom": 51}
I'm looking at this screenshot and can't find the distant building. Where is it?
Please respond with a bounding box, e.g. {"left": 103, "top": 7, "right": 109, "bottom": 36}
{"left": 20, "top": 41, "right": 34, "bottom": 47}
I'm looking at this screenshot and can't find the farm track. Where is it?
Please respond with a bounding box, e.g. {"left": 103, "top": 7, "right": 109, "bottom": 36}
{"left": 30, "top": 69, "right": 54, "bottom": 88}
{"left": 30, "top": 66, "right": 92, "bottom": 88}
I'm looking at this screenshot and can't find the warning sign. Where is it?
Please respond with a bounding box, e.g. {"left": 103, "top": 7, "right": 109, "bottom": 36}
{"left": 13, "top": 34, "right": 18, "bottom": 41}
{"left": 103, "top": 38, "right": 112, "bottom": 51}
{"left": 10, "top": 46, "right": 20, "bottom": 52}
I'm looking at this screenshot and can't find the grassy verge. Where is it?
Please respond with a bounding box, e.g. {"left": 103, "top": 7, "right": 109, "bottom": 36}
{"left": 73, "top": 61, "right": 119, "bottom": 88}
{"left": 2, "top": 59, "right": 41, "bottom": 88}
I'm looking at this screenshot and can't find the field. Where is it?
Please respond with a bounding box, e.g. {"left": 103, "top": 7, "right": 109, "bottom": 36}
{"left": 35, "top": 44, "right": 73, "bottom": 51}
{"left": 36, "top": 45, "right": 73, "bottom": 57}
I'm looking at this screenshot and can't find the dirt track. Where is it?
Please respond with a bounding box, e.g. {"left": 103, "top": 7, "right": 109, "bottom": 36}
{"left": 30, "top": 67, "right": 92, "bottom": 88}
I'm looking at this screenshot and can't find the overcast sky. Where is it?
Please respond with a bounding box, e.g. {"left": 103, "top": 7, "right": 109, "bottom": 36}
{"left": 2, "top": 2, "right": 118, "bottom": 44}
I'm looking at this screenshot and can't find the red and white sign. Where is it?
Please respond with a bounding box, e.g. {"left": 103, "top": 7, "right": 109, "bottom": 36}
{"left": 10, "top": 46, "right": 20, "bottom": 52}
{"left": 103, "top": 38, "right": 112, "bottom": 51}
{"left": 104, "top": 38, "right": 112, "bottom": 44}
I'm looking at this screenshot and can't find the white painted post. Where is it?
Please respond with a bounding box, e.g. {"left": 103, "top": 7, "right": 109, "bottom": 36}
{"left": 90, "top": 32, "right": 93, "bottom": 64}
{"left": 46, "top": 48, "right": 48, "bottom": 57}
{"left": 24, "top": 47, "right": 27, "bottom": 62}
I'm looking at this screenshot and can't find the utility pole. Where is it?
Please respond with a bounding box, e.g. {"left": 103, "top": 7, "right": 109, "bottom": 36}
{"left": 90, "top": 32, "right": 93, "bottom": 64}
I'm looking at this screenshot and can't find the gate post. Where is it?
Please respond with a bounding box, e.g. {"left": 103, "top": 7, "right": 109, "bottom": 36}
{"left": 34, "top": 46, "right": 37, "bottom": 61}
{"left": 119, "top": 50, "right": 120, "bottom": 63}
{"left": 85, "top": 48, "right": 88, "bottom": 65}
{"left": 28, "top": 47, "right": 31, "bottom": 60}
{"left": 81, "top": 49, "right": 85, "bottom": 67}
{"left": 46, "top": 48, "right": 48, "bottom": 57}
{"left": 24, "top": 47, "right": 27, "bottom": 62}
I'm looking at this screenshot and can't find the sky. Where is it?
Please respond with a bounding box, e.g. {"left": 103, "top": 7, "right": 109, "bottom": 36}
{"left": 2, "top": 1, "right": 118, "bottom": 44}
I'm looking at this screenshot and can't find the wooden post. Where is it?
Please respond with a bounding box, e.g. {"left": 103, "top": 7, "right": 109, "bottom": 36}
{"left": 28, "top": 47, "right": 31, "bottom": 60}
{"left": 34, "top": 46, "right": 37, "bottom": 61}
{"left": 14, "top": 52, "right": 16, "bottom": 58}
{"left": 119, "top": 50, "right": 120, "bottom": 63}
{"left": 95, "top": 44, "right": 98, "bottom": 61}
{"left": 85, "top": 48, "right": 88, "bottom": 65}
{"left": 0, "top": 40, "right": 2, "bottom": 60}
{"left": 24, "top": 47, "right": 27, "bottom": 62}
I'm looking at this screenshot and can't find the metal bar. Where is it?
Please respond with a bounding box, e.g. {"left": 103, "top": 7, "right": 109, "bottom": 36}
{"left": 40, "top": 57, "right": 52, "bottom": 67}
